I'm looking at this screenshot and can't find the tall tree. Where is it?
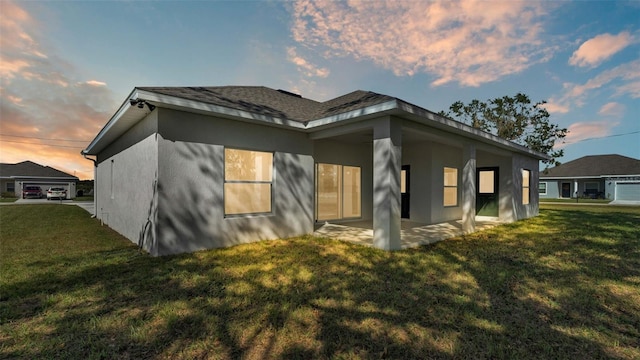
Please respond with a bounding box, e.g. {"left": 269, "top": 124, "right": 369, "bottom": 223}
{"left": 440, "top": 93, "right": 568, "bottom": 167}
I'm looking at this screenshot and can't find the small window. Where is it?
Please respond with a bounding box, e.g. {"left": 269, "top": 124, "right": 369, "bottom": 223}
{"left": 6, "top": 182, "right": 15, "bottom": 192}
{"left": 443, "top": 167, "right": 458, "bottom": 206}
{"left": 538, "top": 182, "right": 547, "bottom": 195}
{"left": 522, "top": 169, "right": 531, "bottom": 205}
{"left": 224, "top": 148, "right": 273, "bottom": 215}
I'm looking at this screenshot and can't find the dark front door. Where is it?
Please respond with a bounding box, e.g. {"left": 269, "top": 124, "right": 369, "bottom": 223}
{"left": 401, "top": 165, "right": 410, "bottom": 218}
{"left": 476, "top": 167, "right": 499, "bottom": 217}
{"left": 561, "top": 182, "right": 571, "bottom": 198}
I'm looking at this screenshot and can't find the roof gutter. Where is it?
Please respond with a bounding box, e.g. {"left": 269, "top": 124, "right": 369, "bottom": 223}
{"left": 85, "top": 87, "right": 550, "bottom": 161}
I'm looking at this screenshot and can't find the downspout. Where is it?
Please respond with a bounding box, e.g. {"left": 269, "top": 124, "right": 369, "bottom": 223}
{"left": 81, "top": 151, "right": 98, "bottom": 218}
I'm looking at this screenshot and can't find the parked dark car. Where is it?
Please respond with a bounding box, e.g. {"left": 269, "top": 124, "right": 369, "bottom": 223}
{"left": 22, "top": 186, "right": 43, "bottom": 199}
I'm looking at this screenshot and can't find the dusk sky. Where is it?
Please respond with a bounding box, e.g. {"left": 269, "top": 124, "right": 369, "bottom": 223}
{"left": 1, "top": 0, "right": 639, "bottom": 180}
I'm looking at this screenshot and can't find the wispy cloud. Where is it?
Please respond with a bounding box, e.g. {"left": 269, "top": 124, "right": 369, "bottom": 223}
{"left": 548, "top": 59, "right": 640, "bottom": 112}
{"left": 557, "top": 121, "right": 619, "bottom": 148}
{"left": 569, "top": 32, "right": 635, "bottom": 68}
{"left": 598, "top": 102, "right": 625, "bottom": 118}
{"left": 0, "top": 1, "right": 116, "bottom": 179}
{"left": 286, "top": 46, "right": 330, "bottom": 78}
{"left": 542, "top": 100, "right": 570, "bottom": 114}
{"left": 289, "top": 0, "right": 556, "bottom": 87}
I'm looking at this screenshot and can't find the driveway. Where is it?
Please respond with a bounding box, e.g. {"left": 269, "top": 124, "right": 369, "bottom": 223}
{"left": 5, "top": 198, "right": 95, "bottom": 216}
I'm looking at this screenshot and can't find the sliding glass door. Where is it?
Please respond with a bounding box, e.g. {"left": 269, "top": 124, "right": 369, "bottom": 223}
{"left": 316, "top": 163, "right": 361, "bottom": 221}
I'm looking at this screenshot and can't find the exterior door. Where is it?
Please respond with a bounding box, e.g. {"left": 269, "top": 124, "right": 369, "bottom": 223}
{"left": 476, "top": 167, "right": 499, "bottom": 217}
{"left": 561, "top": 182, "right": 571, "bottom": 198}
{"left": 401, "top": 165, "right": 410, "bottom": 218}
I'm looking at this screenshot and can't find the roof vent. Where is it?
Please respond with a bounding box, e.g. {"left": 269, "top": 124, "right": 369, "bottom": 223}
{"left": 277, "top": 89, "right": 302, "bottom": 98}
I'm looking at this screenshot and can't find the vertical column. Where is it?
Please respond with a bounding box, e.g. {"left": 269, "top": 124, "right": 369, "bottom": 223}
{"left": 574, "top": 180, "right": 578, "bottom": 198}
{"left": 462, "top": 143, "right": 476, "bottom": 233}
{"left": 373, "top": 117, "right": 402, "bottom": 250}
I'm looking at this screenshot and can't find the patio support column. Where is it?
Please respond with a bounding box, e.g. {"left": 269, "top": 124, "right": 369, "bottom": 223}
{"left": 373, "top": 117, "right": 402, "bottom": 250}
{"left": 462, "top": 143, "right": 476, "bottom": 233}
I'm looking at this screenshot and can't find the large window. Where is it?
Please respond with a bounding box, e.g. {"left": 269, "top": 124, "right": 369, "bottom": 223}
{"left": 443, "top": 167, "right": 458, "bottom": 206}
{"left": 316, "top": 163, "right": 361, "bottom": 220}
{"left": 585, "top": 182, "right": 599, "bottom": 191}
{"left": 539, "top": 182, "right": 547, "bottom": 195}
{"left": 224, "top": 148, "right": 273, "bottom": 215}
{"left": 522, "top": 169, "right": 531, "bottom": 205}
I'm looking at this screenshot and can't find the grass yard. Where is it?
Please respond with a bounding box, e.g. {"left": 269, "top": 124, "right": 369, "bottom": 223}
{"left": 541, "top": 198, "right": 612, "bottom": 204}
{"left": 1, "top": 204, "right": 639, "bottom": 359}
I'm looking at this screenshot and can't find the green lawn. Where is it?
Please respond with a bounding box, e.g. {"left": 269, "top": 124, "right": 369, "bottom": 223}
{"left": 540, "top": 198, "right": 612, "bottom": 204}
{"left": 1, "top": 204, "right": 639, "bottom": 359}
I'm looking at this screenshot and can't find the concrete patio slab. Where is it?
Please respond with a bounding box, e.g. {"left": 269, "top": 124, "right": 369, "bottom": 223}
{"left": 313, "top": 218, "right": 504, "bottom": 249}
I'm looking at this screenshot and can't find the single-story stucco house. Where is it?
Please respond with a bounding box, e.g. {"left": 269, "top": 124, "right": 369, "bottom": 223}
{"left": 82, "top": 86, "right": 548, "bottom": 256}
{"left": 540, "top": 154, "right": 640, "bottom": 201}
{"left": 0, "top": 160, "right": 78, "bottom": 199}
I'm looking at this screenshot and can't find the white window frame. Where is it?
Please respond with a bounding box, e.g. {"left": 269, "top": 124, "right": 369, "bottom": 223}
{"left": 538, "top": 182, "right": 547, "bottom": 195}
{"left": 315, "top": 163, "right": 362, "bottom": 221}
{"left": 443, "top": 167, "right": 458, "bottom": 207}
{"left": 224, "top": 148, "right": 274, "bottom": 216}
{"left": 522, "top": 169, "right": 531, "bottom": 205}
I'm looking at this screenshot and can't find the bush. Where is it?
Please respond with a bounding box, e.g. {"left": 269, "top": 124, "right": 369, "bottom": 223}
{"left": 1, "top": 192, "right": 17, "bottom": 199}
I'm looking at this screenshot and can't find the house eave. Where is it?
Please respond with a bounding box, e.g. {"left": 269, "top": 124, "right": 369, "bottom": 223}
{"left": 84, "top": 87, "right": 550, "bottom": 161}
{"left": 83, "top": 88, "right": 309, "bottom": 155}
{"left": 4, "top": 176, "right": 78, "bottom": 180}
{"left": 541, "top": 174, "right": 640, "bottom": 180}
{"left": 392, "top": 100, "right": 549, "bottom": 161}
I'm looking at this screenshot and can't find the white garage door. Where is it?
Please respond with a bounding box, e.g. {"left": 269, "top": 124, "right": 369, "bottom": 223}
{"left": 616, "top": 182, "right": 640, "bottom": 201}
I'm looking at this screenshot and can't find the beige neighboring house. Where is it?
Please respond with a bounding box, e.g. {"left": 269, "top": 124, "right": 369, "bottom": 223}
{"left": 0, "top": 161, "right": 79, "bottom": 199}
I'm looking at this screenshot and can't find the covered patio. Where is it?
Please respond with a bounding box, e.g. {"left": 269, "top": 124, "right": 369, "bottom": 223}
{"left": 313, "top": 218, "right": 504, "bottom": 249}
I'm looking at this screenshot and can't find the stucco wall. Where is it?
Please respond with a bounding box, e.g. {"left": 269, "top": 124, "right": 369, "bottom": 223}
{"left": 539, "top": 180, "right": 560, "bottom": 198}
{"left": 313, "top": 139, "right": 374, "bottom": 221}
{"left": 510, "top": 153, "right": 540, "bottom": 220}
{"left": 401, "top": 141, "right": 465, "bottom": 224}
{"left": 154, "top": 109, "right": 314, "bottom": 255}
{"left": 401, "top": 142, "right": 433, "bottom": 223}
{"left": 96, "top": 113, "right": 159, "bottom": 251}
{"left": 477, "top": 149, "right": 513, "bottom": 222}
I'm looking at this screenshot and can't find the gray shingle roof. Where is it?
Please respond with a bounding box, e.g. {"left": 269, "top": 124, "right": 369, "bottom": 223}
{"left": 0, "top": 161, "right": 78, "bottom": 179}
{"left": 541, "top": 154, "right": 640, "bottom": 177}
{"left": 136, "top": 86, "right": 396, "bottom": 122}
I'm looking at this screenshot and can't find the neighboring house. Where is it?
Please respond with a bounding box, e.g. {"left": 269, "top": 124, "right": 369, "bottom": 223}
{"left": 82, "top": 86, "right": 548, "bottom": 256}
{"left": 539, "top": 154, "right": 640, "bottom": 201}
{"left": 0, "top": 161, "right": 79, "bottom": 199}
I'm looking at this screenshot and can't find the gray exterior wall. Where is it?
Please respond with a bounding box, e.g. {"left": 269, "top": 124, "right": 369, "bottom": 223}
{"left": 510, "top": 153, "right": 540, "bottom": 220}
{"left": 153, "top": 109, "right": 314, "bottom": 256}
{"left": 477, "top": 149, "right": 513, "bottom": 222}
{"left": 94, "top": 107, "right": 543, "bottom": 256}
{"left": 95, "top": 112, "right": 159, "bottom": 247}
{"left": 539, "top": 178, "right": 606, "bottom": 199}
{"left": 402, "top": 142, "right": 464, "bottom": 224}
{"left": 313, "top": 139, "right": 374, "bottom": 221}
{"left": 539, "top": 180, "right": 560, "bottom": 198}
